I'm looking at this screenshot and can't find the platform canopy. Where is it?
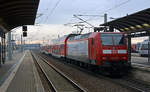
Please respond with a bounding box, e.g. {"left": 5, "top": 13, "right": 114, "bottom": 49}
{"left": 0, "top": 0, "right": 40, "bottom": 33}
{"left": 100, "top": 8, "right": 150, "bottom": 37}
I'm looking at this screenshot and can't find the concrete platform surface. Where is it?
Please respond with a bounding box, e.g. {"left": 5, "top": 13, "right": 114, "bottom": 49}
{"left": 0, "top": 51, "right": 24, "bottom": 86}
{"left": 131, "top": 53, "right": 140, "bottom": 57}
{"left": 131, "top": 56, "right": 150, "bottom": 71}
{"left": 0, "top": 51, "right": 45, "bottom": 92}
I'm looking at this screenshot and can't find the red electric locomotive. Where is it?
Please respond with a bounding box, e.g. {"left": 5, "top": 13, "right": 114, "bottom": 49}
{"left": 43, "top": 32, "right": 131, "bottom": 75}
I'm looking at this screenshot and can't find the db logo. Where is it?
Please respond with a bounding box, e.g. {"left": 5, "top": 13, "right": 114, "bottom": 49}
{"left": 112, "top": 47, "right": 117, "bottom": 54}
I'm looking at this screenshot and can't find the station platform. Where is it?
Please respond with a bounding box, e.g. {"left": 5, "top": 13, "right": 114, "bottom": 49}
{"left": 131, "top": 56, "right": 150, "bottom": 71}
{"left": 131, "top": 53, "right": 140, "bottom": 57}
{"left": 0, "top": 50, "right": 150, "bottom": 92}
{"left": 0, "top": 51, "right": 45, "bottom": 92}
{"left": 0, "top": 50, "right": 24, "bottom": 86}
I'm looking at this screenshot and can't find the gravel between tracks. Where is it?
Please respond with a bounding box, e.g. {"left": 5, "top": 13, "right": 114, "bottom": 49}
{"left": 32, "top": 54, "right": 52, "bottom": 92}
{"left": 33, "top": 52, "right": 82, "bottom": 92}
{"left": 131, "top": 69, "right": 150, "bottom": 84}
{"left": 37, "top": 56, "right": 79, "bottom": 92}
{"left": 40, "top": 53, "right": 133, "bottom": 92}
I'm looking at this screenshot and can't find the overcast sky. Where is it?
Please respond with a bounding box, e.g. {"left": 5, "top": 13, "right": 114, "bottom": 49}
{"left": 36, "top": 0, "right": 150, "bottom": 24}
{"left": 13, "top": 0, "right": 150, "bottom": 44}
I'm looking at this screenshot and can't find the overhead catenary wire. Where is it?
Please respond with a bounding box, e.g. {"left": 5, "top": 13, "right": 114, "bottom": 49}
{"left": 45, "top": 0, "right": 62, "bottom": 23}
{"left": 73, "top": 14, "right": 106, "bottom": 24}
{"left": 35, "top": 0, "right": 52, "bottom": 24}
{"left": 73, "top": 15, "right": 95, "bottom": 28}
{"left": 70, "top": 0, "right": 131, "bottom": 24}
{"left": 76, "top": 14, "right": 104, "bottom": 17}
{"left": 100, "top": 0, "right": 132, "bottom": 14}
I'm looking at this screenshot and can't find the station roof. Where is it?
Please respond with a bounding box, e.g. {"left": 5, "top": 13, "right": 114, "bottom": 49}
{"left": 0, "top": 0, "right": 40, "bottom": 32}
{"left": 101, "top": 8, "right": 150, "bottom": 34}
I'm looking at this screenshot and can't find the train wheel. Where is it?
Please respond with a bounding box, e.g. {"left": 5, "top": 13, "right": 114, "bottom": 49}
{"left": 89, "top": 65, "right": 99, "bottom": 72}
{"left": 109, "top": 67, "right": 126, "bottom": 77}
{"left": 84, "top": 63, "right": 88, "bottom": 68}
{"left": 82, "top": 63, "right": 87, "bottom": 68}
{"left": 66, "top": 59, "right": 69, "bottom": 63}
{"left": 79, "top": 62, "right": 84, "bottom": 68}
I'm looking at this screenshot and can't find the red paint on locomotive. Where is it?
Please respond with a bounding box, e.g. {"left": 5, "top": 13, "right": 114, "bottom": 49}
{"left": 41, "top": 32, "right": 130, "bottom": 71}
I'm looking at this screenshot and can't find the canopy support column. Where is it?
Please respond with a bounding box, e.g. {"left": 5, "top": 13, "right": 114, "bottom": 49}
{"left": 148, "top": 35, "right": 150, "bottom": 63}
{"left": 2, "top": 33, "right": 6, "bottom": 64}
{"left": 8, "top": 31, "right": 12, "bottom": 60}
{"left": 128, "top": 34, "right": 131, "bottom": 63}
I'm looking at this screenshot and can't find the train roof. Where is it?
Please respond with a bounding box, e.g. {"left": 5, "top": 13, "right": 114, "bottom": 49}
{"left": 51, "top": 32, "right": 125, "bottom": 44}
{"left": 52, "top": 34, "right": 80, "bottom": 45}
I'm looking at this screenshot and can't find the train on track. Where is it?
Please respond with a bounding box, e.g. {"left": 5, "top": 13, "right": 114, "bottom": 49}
{"left": 41, "top": 32, "right": 131, "bottom": 75}
{"left": 139, "top": 40, "right": 149, "bottom": 56}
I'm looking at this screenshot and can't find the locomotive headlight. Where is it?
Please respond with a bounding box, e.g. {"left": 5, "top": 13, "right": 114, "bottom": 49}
{"left": 102, "top": 57, "right": 107, "bottom": 60}
{"left": 122, "top": 56, "right": 127, "bottom": 60}
{"left": 102, "top": 57, "right": 108, "bottom": 60}
{"left": 118, "top": 50, "right": 126, "bottom": 54}
{"left": 103, "top": 50, "right": 112, "bottom": 54}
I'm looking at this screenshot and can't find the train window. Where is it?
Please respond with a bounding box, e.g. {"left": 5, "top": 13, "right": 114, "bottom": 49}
{"left": 100, "top": 33, "right": 124, "bottom": 45}
{"left": 60, "top": 44, "right": 64, "bottom": 49}
{"left": 100, "top": 34, "right": 113, "bottom": 45}
{"left": 141, "top": 44, "right": 148, "bottom": 50}
{"left": 68, "top": 37, "right": 75, "bottom": 41}
{"left": 74, "top": 35, "right": 81, "bottom": 40}
{"left": 113, "top": 34, "right": 124, "bottom": 45}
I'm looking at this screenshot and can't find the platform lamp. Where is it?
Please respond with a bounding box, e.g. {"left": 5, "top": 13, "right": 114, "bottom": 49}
{"left": 22, "top": 25, "right": 27, "bottom": 37}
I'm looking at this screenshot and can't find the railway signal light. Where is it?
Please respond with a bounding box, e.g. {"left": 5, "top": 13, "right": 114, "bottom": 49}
{"left": 22, "top": 26, "right": 27, "bottom": 31}
{"left": 23, "top": 31, "right": 27, "bottom": 37}
{"left": 22, "top": 25, "right": 27, "bottom": 37}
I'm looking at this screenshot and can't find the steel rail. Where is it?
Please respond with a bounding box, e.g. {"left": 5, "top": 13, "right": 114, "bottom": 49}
{"left": 32, "top": 51, "right": 86, "bottom": 92}
{"left": 40, "top": 53, "right": 147, "bottom": 92}
{"left": 31, "top": 52, "right": 58, "bottom": 92}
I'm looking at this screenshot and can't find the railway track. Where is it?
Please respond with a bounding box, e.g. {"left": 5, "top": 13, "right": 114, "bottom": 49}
{"left": 132, "top": 62, "right": 150, "bottom": 72}
{"left": 31, "top": 51, "right": 86, "bottom": 92}
{"left": 67, "top": 65, "right": 150, "bottom": 92}
{"left": 112, "top": 77, "right": 150, "bottom": 92}
{"left": 39, "top": 52, "right": 150, "bottom": 92}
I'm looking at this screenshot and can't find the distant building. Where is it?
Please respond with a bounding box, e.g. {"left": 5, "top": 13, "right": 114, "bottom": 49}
{"left": 23, "top": 44, "right": 41, "bottom": 50}
{"left": 16, "top": 44, "right": 41, "bottom": 50}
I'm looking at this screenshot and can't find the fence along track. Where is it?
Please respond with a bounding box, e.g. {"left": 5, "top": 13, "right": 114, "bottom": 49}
{"left": 31, "top": 52, "right": 86, "bottom": 92}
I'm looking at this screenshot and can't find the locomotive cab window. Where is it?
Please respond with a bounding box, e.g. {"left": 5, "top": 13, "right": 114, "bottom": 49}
{"left": 100, "top": 33, "right": 125, "bottom": 45}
